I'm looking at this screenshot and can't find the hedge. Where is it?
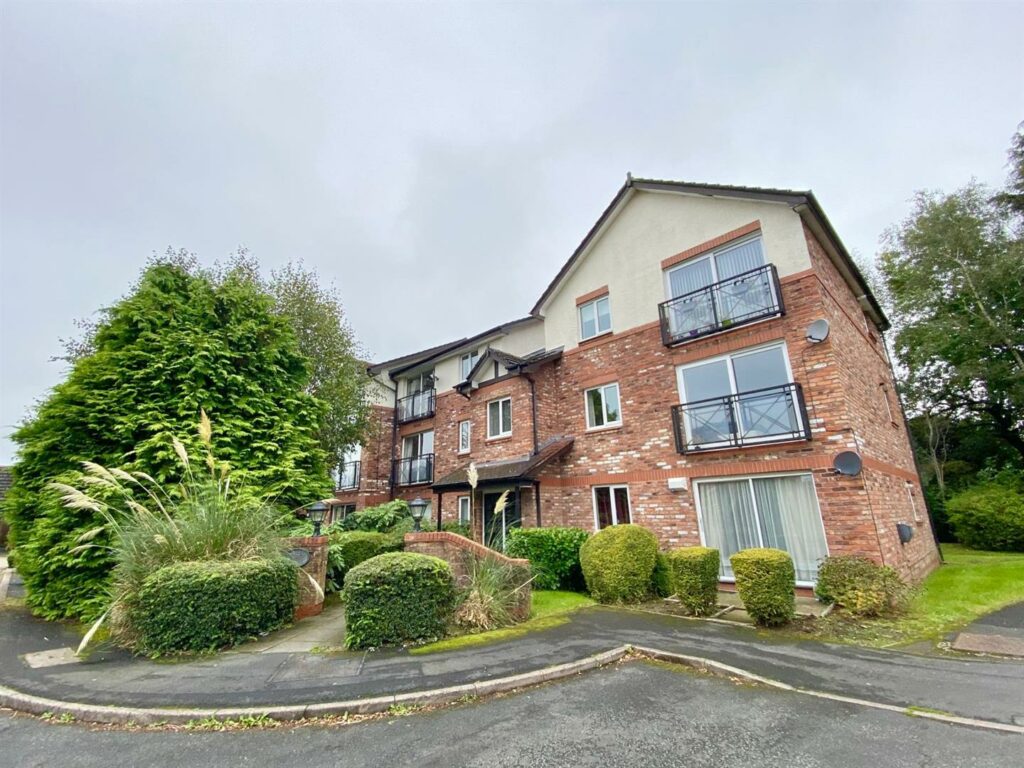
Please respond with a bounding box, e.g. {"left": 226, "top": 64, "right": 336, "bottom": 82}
{"left": 730, "top": 548, "right": 795, "bottom": 627}
{"left": 505, "top": 527, "right": 589, "bottom": 591}
{"left": 579, "top": 524, "right": 658, "bottom": 603}
{"left": 333, "top": 531, "right": 403, "bottom": 581}
{"left": 651, "top": 552, "right": 672, "bottom": 598}
{"left": 815, "top": 555, "right": 907, "bottom": 617}
{"left": 668, "top": 547, "right": 720, "bottom": 616}
{"left": 945, "top": 482, "right": 1024, "bottom": 552}
{"left": 344, "top": 552, "right": 456, "bottom": 649}
{"left": 132, "top": 558, "right": 298, "bottom": 655}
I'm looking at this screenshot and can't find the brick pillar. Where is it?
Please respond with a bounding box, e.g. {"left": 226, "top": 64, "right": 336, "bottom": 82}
{"left": 285, "top": 535, "right": 329, "bottom": 621}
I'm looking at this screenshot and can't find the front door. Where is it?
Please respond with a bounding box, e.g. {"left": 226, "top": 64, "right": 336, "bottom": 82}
{"left": 482, "top": 490, "right": 521, "bottom": 550}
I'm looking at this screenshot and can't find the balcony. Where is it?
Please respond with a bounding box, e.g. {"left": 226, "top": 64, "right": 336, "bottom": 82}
{"left": 394, "top": 454, "right": 434, "bottom": 486}
{"left": 658, "top": 264, "right": 783, "bottom": 347}
{"left": 670, "top": 382, "right": 810, "bottom": 453}
{"left": 335, "top": 461, "right": 360, "bottom": 491}
{"left": 397, "top": 389, "right": 436, "bottom": 424}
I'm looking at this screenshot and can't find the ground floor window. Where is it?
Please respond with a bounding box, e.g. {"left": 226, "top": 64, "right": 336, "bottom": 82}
{"left": 458, "top": 495, "right": 471, "bottom": 525}
{"left": 329, "top": 503, "right": 356, "bottom": 524}
{"left": 695, "top": 473, "right": 828, "bottom": 584}
{"left": 593, "top": 485, "right": 631, "bottom": 529}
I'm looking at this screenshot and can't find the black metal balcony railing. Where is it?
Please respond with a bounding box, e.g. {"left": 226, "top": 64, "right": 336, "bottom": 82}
{"left": 393, "top": 454, "right": 434, "bottom": 486}
{"left": 397, "top": 389, "right": 436, "bottom": 424}
{"left": 335, "top": 461, "right": 360, "bottom": 491}
{"left": 658, "top": 264, "right": 783, "bottom": 347}
{"left": 671, "top": 382, "right": 810, "bottom": 453}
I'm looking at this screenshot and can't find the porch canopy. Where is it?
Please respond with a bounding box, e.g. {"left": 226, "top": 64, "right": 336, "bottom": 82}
{"left": 431, "top": 436, "right": 574, "bottom": 529}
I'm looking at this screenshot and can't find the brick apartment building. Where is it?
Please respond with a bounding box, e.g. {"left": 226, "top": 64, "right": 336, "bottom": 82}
{"left": 331, "top": 178, "right": 940, "bottom": 585}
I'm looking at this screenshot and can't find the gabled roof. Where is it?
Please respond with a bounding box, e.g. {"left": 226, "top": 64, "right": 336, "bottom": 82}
{"left": 455, "top": 346, "right": 563, "bottom": 394}
{"left": 530, "top": 176, "right": 888, "bottom": 330}
{"left": 432, "top": 436, "right": 575, "bottom": 491}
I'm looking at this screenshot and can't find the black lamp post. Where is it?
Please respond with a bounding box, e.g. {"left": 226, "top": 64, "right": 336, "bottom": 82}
{"left": 307, "top": 500, "right": 328, "bottom": 537}
{"left": 409, "top": 497, "right": 428, "bottom": 532}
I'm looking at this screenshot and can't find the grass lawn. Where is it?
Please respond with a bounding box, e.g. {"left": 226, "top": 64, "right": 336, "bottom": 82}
{"left": 789, "top": 545, "right": 1024, "bottom": 648}
{"left": 410, "top": 590, "right": 595, "bottom": 655}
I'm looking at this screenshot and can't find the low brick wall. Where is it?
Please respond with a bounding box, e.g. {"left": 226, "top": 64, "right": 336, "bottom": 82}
{"left": 284, "top": 535, "right": 329, "bottom": 621}
{"left": 404, "top": 532, "right": 532, "bottom": 620}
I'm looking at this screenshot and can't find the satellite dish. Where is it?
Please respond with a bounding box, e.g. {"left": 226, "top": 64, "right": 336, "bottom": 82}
{"left": 806, "top": 319, "right": 830, "bottom": 343}
{"left": 833, "top": 451, "right": 863, "bottom": 477}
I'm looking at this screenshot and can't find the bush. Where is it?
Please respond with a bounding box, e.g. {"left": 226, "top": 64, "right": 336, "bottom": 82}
{"left": 945, "top": 481, "right": 1024, "bottom": 552}
{"left": 336, "top": 500, "right": 411, "bottom": 533}
{"left": 132, "top": 558, "right": 298, "bottom": 654}
{"left": 579, "top": 524, "right": 658, "bottom": 603}
{"left": 455, "top": 554, "right": 532, "bottom": 630}
{"left": 442, "top": 521, "right": 472, "bottom": 538}
{"left": 815, "top": 556, "right": 908, "bottom": 617}
{"left": 651, "top": 552, "right": 672, "bottom": 598}
{"left": 668, "top": 547, "right": 720, "bottom": 616}
{"left": 505, "top": 527, "right": 590, "bottom": 591}
{"left": 730, "top": 548, "right": 795, "bottom": 627}
{"left": 333, "top": 531, "right": 403, "bottom": 581}
{"left": 344, "top": 552, "right": 456, "bottom": 649}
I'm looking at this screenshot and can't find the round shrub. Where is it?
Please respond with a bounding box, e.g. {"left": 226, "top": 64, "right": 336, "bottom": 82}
{"left": 730, "top": 548, "right": 795, "bottom": 627}
{"left": 814, "top": 555, "right": 907, "bottom": 617}
{"left": 344, "top": 552, "right": 456, "bottom": 649}
{"left": 506, "top": 527, "right": 590, "bottom": 591}
{"left": 945, "top": 482, "right": 1024, "bottom": 552}
{"left": 668, "top": 547, "right": 720, "bottom": 616}
{"left": 132, "top": 557, "right": 298, "bottom": 655}
{"left": 333, "top": 531, "right": 403, "bottom": 581}
{"left": 579, "top": 524, "right": 658, "bottom": 603}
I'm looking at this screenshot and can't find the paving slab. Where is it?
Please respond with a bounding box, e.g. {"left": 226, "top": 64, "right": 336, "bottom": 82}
{"left": 952, "top": 632, "right": 1024, "bottom": 658}
{"left": 23, "top": 647, "right": 81, "bottom": 669}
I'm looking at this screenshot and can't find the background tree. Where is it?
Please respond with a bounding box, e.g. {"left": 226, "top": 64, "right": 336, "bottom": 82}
{"left": 5, "top": 255, "right": 333, "bottom": 620}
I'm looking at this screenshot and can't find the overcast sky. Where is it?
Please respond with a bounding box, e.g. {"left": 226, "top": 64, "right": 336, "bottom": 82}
{"left": 1, "top": 1, "right": 1022, "bottom": 464}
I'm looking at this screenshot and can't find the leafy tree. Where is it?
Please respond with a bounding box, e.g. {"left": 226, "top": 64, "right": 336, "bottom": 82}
{"left": 5, "top": 255, "right": 332, "bottom": 620}
{"left": 880, "top": 182, "right": 1024, "bottom": 459}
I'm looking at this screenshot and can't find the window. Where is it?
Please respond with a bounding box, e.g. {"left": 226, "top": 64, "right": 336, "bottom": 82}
{"left": 333, "top": 503, "right": 356, "bottom": 523}
{"left": 585, "top": 383, "right": 622, "bottom": 429}
{"left": 579, "top": 295, "right": 611, "bottom": 340}
{"left": 406, "top": 370, "right": 434, "bottom": 396}
{"left": 665, "top": 235, "right": 765, "bottom": 300}
{"left": 458, "top": 495, "right": 471, "bottom": 525}
{"left": 335, "top": 444, "right": 361, "bottom": 489}
{"left": 593, "top": 485, "right": 631, "bottom": 529}
{"left": 399, "top": 430, "right": 434, "bottom": 484}
{"left": 695, "top": 474, "right": 828, "bottom": 584}
{"left": 487, "top": 397, "right": 512, "bottom": 438}
{"left": 675, "top": 343, "right": 803, "bottom": 450}
{"left": 460, "top": 350, "right": 480, "bottom": 380}
{"left": 458, "top": 419, "right": 472, "bottom": 454}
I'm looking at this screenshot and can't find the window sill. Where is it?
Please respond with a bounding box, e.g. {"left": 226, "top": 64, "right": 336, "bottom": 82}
{"left": 486, "top": 434, "right": 513, "bottom": 443}
{"left": 585, "top": 423, "right": 623, "bottom": 434}
{"left": 458, "top": 450, "right": 472, "bottom": 457}
{"left": 579, "top": 329, "right": 613, "bottom": 346}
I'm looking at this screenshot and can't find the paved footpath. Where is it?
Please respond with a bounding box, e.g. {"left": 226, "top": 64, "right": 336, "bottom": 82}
{"left": 2, "top": 604, "right": 1023, "bottom": 726}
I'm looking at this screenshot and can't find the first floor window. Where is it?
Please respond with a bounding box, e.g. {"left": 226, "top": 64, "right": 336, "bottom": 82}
{"left": 593, "top": 485, "right": 631, "bottom": 529}
{"left": 458, "top": 495, "right": 471, "bottom": 525}
{"left": 459, "top": 419, "right": 472, "bottom": 453}
{"left": 488, "top": 397, "right": 512, "bottom": 438}
{"left": 579, "top": 295, "right": 611, "bottom": 340}
{"left": 585, "top": 382, "right": 622, "bottom": 429}
{"left": 696, "top": 474, "right": 828, "bottom": 584}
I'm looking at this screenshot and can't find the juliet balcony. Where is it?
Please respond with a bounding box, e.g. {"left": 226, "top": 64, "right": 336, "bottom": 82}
{"left": 335, "top": 461, "right": 360, "bottom": 491}
{"left": 393, "top": 454, "right": 434, "bottom": 486}
{"left": 658, "top": 264, "right": 783, "bottom": 346}
{"left": 670, "top": 382, "right": 810, "bottom": 453}
{"left": 397, "top": 389, "right": 436, "bottom": 424}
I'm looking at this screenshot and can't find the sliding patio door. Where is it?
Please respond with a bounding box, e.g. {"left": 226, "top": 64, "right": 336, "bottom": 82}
{"left": 696, "top": 474, "right": 828, "bottom": 584}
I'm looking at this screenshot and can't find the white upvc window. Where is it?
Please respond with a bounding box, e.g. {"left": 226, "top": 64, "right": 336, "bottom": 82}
{"left": 460, "top": 350, "right": 480, "bottom": 380}
{"left": 458, "top": 419, "right": 472, "bottom": 454}
{"left": 458, "top": 495, "right": 471, "bottom": 525}
{"left": 593, "top": 485, "right": 631, "bottom": 529}
{"left": 578, "top": 295, "right": 612, "bottom": 341}
{"left": 694, "top": 472, "right": 828, "bottom": 585}
{"left": 585, "top": 382, "right": 622, "bottom": 429}
{"left": 664, "top": 234, "right": 766, "bottom": 300}
{"left": 487, "top": 397, "right": 512, "bottom": 439}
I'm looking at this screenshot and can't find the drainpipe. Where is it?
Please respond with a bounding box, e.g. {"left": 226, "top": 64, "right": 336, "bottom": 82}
{"left": 388, "top": 375, "right": 399, "bottom": 499}
{"left": 524, "top": 372, "right": 540, "bottom": 455}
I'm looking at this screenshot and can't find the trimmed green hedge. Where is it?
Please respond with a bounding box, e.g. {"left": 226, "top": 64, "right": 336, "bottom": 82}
{"left": 579, "top": 524, "right": 658, "bottom": 603}
{"left": 333, "top": 531, "right": 403, "bottom": 581}
{"left": 668, "top": 547, "right": 720, "bottom": 616}
{"left": 815, "top": 555, "right": 907, "bottom": 617}
{"left": 132, "top": 558, "right": 298, "bottom": 655}
{"left": 344, "top": 552, "right": 456, "bottom": 649}
{"left": 651, "top": 552, "right": 672, "bottom": 598}
{"left": 505, "top": 527, "right": 590, "bottom": 591}
{"left": 730, "top": 548, "right": 795, "bottom": 627}
{"left": 945, "top": 482, "right": 1024, "bottom": 552}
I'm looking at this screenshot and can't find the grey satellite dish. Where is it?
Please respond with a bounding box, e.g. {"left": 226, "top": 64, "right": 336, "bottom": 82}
{"left": 806, "top": 319, "right": 830, "bottom": 343}
{"left": 833, "top": 451, "right": 863, "bottom": 477}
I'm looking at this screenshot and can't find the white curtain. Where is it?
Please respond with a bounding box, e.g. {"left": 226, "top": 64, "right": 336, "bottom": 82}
{"left": 753, "top": 476, "right": 828, "bottom": 582}
{"left": 698, "top": 480, "right": 760, "bottom": 579}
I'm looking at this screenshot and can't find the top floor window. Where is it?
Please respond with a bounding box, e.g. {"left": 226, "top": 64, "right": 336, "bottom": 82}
{"left": 665, "top": 235, "right": 765, "bottom": 298}
{"left": 579, "top": 295, "right": 611, "bottom": 341}
{"left": 398, "top": 370, "right": 436, "bottom": 423}
{"left": 460, "top": 350, "right": 480, "bottom": 380}
{"left": 406, "top": 371, "right": 434, "bottom": 396}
